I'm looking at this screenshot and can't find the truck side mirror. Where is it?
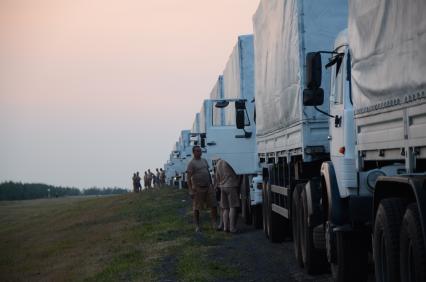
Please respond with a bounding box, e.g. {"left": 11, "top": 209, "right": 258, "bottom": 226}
{"left": 303, "top": 88, "right": 324, "bottom": 106}
{"left": 215, "top": 100, "right": 229, "bottom": 108}
{"left": 236, "top": 110, "right": 245, "bottom": 129}
{"left": 235, "top": 100, "right": 246, "bottom": 129}
{"left": 306, "top": 52, "right": 322, "bottom": 89}
{"left": 200, "top": 137, "right": 206, "bottom": 148}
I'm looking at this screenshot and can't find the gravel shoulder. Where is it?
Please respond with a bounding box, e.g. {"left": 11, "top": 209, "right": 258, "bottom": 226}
{"left": 207, "top": 218, "right": 333, "bottom": 282}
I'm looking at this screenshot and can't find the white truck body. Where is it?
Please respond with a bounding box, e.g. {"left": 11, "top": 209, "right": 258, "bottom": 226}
{"left": 348, "top": 0, "right": 426, "bottom": 170}
{"left": 201, "top": 36, "right": 262, "bottom": 211}
{"left": 294, "top": 0, "right": 426, "bottom": 280}
{"left": 164, "top": 156, "right": 178, "bottom": 186}
{"left": 253, "top": 0, "right": 348, "bottom": 160}
{"left": 190, "top": 112, "right": 201, "bottom": 148}
{"left": 206, "top": 35, "right": 257, "bottom": 173}
{"left": 171, "top": 130, "right": 191, "bottom": 188}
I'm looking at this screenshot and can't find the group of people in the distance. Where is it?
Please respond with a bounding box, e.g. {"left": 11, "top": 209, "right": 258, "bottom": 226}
{"left": 132, "top": 168, "right": 165, "bottom": 192}
{"left": 187, "top": 145, "right": 240, "bottom": 234}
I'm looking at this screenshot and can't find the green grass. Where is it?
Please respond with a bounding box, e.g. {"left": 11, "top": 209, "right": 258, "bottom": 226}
{"left": 0, "top": 187, "right": 239, "bottom": 281}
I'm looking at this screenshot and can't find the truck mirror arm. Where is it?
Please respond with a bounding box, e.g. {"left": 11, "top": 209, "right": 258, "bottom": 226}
{"left": 314, "top": 105, "right": 334, "bottom": 118}
{"left": 235, "top": 129, "right": 252, "bottom": 138}
{"left": 313, "top": 105, "right": 341, "bottom": 128}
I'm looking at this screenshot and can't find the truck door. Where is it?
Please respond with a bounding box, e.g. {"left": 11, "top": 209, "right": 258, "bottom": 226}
{"left": 329, "top": 49, "right": 356, "bottom": 196}
{"left": 206, "top": 101, "right": 257, "bottom": 175}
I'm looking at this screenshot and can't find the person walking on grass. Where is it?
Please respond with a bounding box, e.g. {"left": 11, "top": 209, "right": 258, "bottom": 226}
{"left": 187, "top": 145, "right": 218, "bottom": 232}
{"left": 215, "top": 159, "right": 241, "bottom": 233}
{"left": 144, "top": 171, "right": 149, "bottom": 189}
{"left": 160, "top": 168, "right": 166, "bottom": 186}
{"left": 132, "top": 173, "right": 137, "bottom": 193}
{"left": 155, "top": 168, "right": 161, "bottom": 188}
{"left": 135, "top": 171, "right": 142, "bottom": 192}
{"left": 147, "top": 169, "right": 153, "bottom": 189}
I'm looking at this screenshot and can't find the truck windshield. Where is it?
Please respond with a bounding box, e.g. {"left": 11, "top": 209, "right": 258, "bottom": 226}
{"left": 330, "top": 56, "right": 344, "bottom": 105}
{"left": 212, "top": 101, "right": 250, "bottom": 127}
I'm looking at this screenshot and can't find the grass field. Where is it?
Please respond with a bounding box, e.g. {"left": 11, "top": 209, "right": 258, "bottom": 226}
{"left": 0, "top": 187, "right": 238, "bottom": 282}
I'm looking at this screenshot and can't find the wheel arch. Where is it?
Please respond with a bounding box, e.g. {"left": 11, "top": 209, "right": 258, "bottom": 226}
{"left": 320, "top": 161, "right": 349, "bottom": 225}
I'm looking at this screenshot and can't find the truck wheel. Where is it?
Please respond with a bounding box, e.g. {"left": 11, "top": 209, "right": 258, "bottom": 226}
{"left": 400, "top": 203, "right": 426, "bottom": 282}
{"left": 269, "top": 209, "right": 286, "bottom": 243}
{"left": 252, "top": 204, "right": 263, "bottom": 229}
{"left": 292, "top": 184, "right": 304, "bottom": 267}
{"left": 242, "top": 197, "right": 252, "bottom": 225}
{"left": 331, "top": 231, "right": 368, "bottom": 282}
{"left": 241, "top": 176, "right": 252, "bottom": 225}
{"left": 374, "top": 198, "right": 406, "bottom": 282}
{"left": 313, "top": 224, "right": 326, "bottom": 250}
{"left": 300, "top": 188, "right": 327, "bottom": 274}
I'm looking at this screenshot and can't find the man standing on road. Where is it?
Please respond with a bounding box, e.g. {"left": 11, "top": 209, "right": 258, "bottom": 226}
{"left": 215, "top": 159, "right": 240, "bottom": 233}
{"left": 187, "top": 145, "right": 218, "bottom": 232}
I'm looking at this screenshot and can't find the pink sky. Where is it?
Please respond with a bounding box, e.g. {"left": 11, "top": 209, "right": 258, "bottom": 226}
{"left": 0, "top": 0, "right": 260, "bottom": 189}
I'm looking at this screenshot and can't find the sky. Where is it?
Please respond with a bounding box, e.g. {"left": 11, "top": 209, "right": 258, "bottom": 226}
{"left": 0, "top": 0, "right": 260, "bottom": 189}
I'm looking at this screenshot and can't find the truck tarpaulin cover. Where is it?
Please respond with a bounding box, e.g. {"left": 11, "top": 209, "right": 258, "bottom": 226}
{"left": 191, "top": 113, "right": 200, "bottom": 134}
{"left": 349, "top": 0, "right": 426, "bottom": 114}
{"left": 253, "top": 0, "right": 348, "bottom": 136}
{"left": 199, "top": 101, "right": 207, "bottom": 134}
{"left": 179, "top": 130, "right": 190, "bottom": 150}
{"left": 210, "top": 76, "right": 224, "bottom": 126}
{"left": 222, "top": 35, "right": 254, "bottom": 126}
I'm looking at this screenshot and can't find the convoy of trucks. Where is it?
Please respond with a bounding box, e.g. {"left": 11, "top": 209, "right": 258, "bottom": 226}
{"left": 164, "top": 0, "right": 426, "bottom": 281}
{"left": 201, "top": 35, "right": 262, "bottom": 225}
{"left": 164, "top": 130, "right": 191, "bottom": 188}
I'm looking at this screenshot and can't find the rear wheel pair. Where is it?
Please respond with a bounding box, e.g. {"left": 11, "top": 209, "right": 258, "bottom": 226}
{"left": 262, "top": 183, "right": 287, "bottom": 242}
{"left": 292, "top": 183, "right": 327, "bottom": 274}
{"left": 330, "top": 230, "right": 368, "bottom": 282}
{"left": 374, "top": 199, "right": 426, "bottom": 282}
{"left": 400, "top": 203, "right": 426, "bottom": 282}
{"left": 252, "top": 204, "right": 263, "bottom": 229}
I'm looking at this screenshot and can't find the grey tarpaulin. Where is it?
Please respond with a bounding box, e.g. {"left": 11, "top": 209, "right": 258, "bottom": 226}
{"left": 349, "top": 0, "right": 426, "bottom": 114}
{"left": 253, "top": 0, "right": 348, "bottom": 136}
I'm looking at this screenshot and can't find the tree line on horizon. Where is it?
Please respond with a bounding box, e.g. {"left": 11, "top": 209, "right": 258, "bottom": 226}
{"left": 0, "top": 181, "right": 129, "bottom": 201}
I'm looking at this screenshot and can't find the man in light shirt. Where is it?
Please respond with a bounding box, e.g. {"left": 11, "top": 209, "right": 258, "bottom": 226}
{"left": 187, "top": 145, "right": 218, "bottom": 232}
{"left": 215, "top": 159, "right": 241, "bottom": 233}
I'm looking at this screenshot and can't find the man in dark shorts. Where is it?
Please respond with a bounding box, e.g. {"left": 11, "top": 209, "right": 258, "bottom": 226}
{"left": 187, "top": 145, "right": 218, "bottom": 232}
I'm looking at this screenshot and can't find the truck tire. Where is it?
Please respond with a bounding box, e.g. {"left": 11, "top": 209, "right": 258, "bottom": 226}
{"left": 374, "top": 198, "right": 406, "bottom": 282}
{"left": 241, "top": 197, "right": 252, "bottom": 225}
{"left": 292, "top": 183, "right": 304, "bottom": 267}
{"left": 241, "top": 176, "right": 252, "bottom": 225}
{"left": 313, "top": 224, "right": 326, "bottom": 250}
{"left": 300, "top": 188, "right": 327, "bottom": 274}
{"left": 331, "top": 231, "right": 368, "bottom": 282}
{"left": 269, "top": 209, "right": 286, "bottom": 243}
{"left": 400, "top": 203, "right": 426, "bottom": 282}
{"left": 252, "top": 204, "right": 263, "bottom": 229}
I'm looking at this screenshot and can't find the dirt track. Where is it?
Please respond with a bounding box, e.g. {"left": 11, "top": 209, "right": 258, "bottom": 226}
{"left": 208, "top": 220, "right": 333, "bottom": 282}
